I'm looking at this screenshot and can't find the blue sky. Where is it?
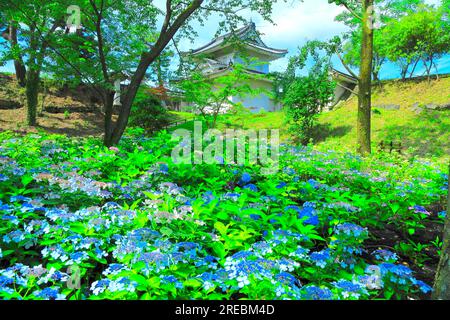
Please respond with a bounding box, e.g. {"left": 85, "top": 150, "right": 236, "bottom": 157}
{"left": 173, "top": 0, "right": 448, "bottom": 79}
{"left": 1, "top": 0, "right": 448, "bottom": 80}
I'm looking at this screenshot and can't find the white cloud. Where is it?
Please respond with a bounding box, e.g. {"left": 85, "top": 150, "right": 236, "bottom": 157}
{"left": 253, "top": 0, "right": 349, "bottom": 71}
{"left": 176, "top": 0, "right": 349, "bottom": 72}
{"left": 176, "top": 0, "right": 444, "bottom": 73}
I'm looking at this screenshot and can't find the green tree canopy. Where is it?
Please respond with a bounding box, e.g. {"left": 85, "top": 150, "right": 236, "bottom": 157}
{"left": 382, "top": 4, "right": 450, "bottom": 79}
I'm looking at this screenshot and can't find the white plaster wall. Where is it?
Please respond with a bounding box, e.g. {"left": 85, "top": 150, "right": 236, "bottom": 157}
{"left": 217, "top": 53, "right": 234, "bottom": 65}
{"left": 231, "top": 79, "right": 280, "bottom": 113}
{"left": 234, "top": 55, "right": 269, "bottom": 74}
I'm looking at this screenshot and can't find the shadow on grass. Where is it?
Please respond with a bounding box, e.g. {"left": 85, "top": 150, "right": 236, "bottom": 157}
{"left": 36, "top": 112, "right": 104, "bottom": 137}
{"left": 381, "top": 111, "right": 450, "bottom": 158}
{"left": 311, "top": 123, "right": 353, "bottom": 143}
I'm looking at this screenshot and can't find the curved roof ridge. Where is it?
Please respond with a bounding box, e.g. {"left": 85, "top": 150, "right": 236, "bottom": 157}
{"left": 189, "top": 22, "right": 286, "bottom": 56}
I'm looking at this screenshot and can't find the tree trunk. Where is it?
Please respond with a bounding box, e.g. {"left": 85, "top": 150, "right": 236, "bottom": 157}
{"left": 433, "top": 164, "right": 450, "bottom": 300}
{"left": 1, "top": 23, "right": 26, "bottom": 87}
{"left": 103, "top": 90, "right": 115, "bottom": 147}
{"left": 409, "top": 59, "right": 420, "bottom": 79}
{"left": 357, "top": 0, "right": 374, "bottom": 155}
{"left": 106, "top": 0, "right": 204, "bottom": 146}
{"left": 9, "top": 25, "right": 26, "bottom": 87}
{"left": 401, "top": 67, "right": 408, "bottom": 81}
{"left": 13, "top": 60, "right": 27, "bottom": 88}
{"left": 109, "top": 58, "right": 149, "bottom": 145}
{"left": 25, "top": 69, "right": 40, "bottom": 126}
{"left": 372, "top": 71, "right": 379, "bottom": 83}
{"left": 156, "top": 57, "right": 164, "bottom": 87}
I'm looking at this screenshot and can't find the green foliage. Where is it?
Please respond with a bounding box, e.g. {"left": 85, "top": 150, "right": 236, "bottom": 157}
{"left": 0, "top": 131, "right": 446, "bottom": 300}
{"left": 382, "top": 4, "right": 450, "bottom": 79}
{"left": 0, "top": 0, "right": 71, "bottom": 125}
{"left": 129, "top": 90, "right": 172, "bottom": 134}
{"left": 281, "top": 41, "right": 336, "bottom": 145}
{"left": 284, "top": 70, "right": 335, "bottom": 145}
{"left": 179, "top": 64, "right": 262, "bottom": 128}
{"left": 342, "top": 26, "right": 387, "bottom": 81}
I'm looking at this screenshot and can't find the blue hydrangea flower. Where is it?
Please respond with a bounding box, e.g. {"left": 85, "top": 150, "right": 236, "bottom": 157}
{"left": 0, "top": 274, "right": 14, "bottom": 287}
{"left": 236, "top": 275, "right": 250, "bottom": 288}
{"left": 412, "top": 279, "right": 433, "bottom": 294}
{"left": 409, "top": 205, "right": 430, "bottom": 215}
{"left": 240, "top": 172, "right": 252, "bottom": 184}
{"left": 302, "top": 286, "right": 333, "bottom": 300}
{"left": 372, "top": 249, "right": 398, "bottom": 262}
{"left": 91, "top": 279, "right": 111, "bottom": 295}
{"left": 378, "top": 263, "right": 415, "bottom": 285}
{"left": 68, "top": 251, "right": 89, "bottom": 265}
{"left": 334, "top": 223, "right": 367, "bottom": 238}
{"left": 103, "top": 264, "right": 129, "bottom": 276}
{"left": 275, "top": 272, "right": 301, "bottom": 287}
{"left": 310, "top": 249, "right": 331, "bottom": 268}
{"left": 359, "top": 273, "right": 384, "bottom": 290}
{"left": 195, "top": 255, "right": 218, "bottom": 269}
{"left": 251, "top": 241, "right": 273, "bottom": 256}
{"left": 333, "top": 279, "right": 368, "bottom": 299}
{"left": 197, "top": 272, "right": 218, "bottom": 291}
{"left": 223, "top": 193, "right": 241, "bottom": 201}
{"left": 244, "top": 184, "right": 258, "bottom": 192}
{"left": 2, "top": 214, "right": 19, "bottom": 225}
{"left": 307, "top": 179, "right": 320, "bottom": 189}
{"left": 285, "top": 205, "right": 319, "bottom": 226}
{"left": 249, "top": 214, "right": 262, "bottom": 221}
{"left": 161, "top": 275, "right": 183, "bottom": 289}
{"left": 159, "top": 163, "right": 169, "bottom": 173}
{"left": 298, "top": 207, "right": 319, "bottom": 226}
{"left": 3, "top": 230, "right": 26, "bottom": 243}
{"left": 282, "top": 167, "right": 296, "bottom": 176}
{"left": 289, "top": 247, "right": 310, "bottom": 260}
{"left": 33, "top": 287, "right": 66, "bottom": 300}
{"left": 276, "top": 182, "right": 287, "bottom": 189}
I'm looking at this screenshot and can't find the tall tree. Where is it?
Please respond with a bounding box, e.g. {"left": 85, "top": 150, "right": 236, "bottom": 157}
{"left": 49, "top": 0, "right": 280, "bottom": 146}
{"left": 0, "top": 20, "right": 27, "bottom": 87}
{"left": 337, "top": 0, "right": 428, "bottom": 81}
{"left": 383, "top": 4, "right": 449, "bottom": 80}
{"left": 151, "top": 49, "right": 174, "bottom": 88}
{"left": 341, "top": 27, "right": 386, "bottom": 82}
{"left": 283, "top": 41, "right": 336, "bottom": 145}
{"left": 433, "top": 164, "right": 450, "bottom": 300}
{"left": 0, "top": 1, "right": 67, "bottom": 126}
{"left": 329, "top": 0, "right": 374, "bottom": 155}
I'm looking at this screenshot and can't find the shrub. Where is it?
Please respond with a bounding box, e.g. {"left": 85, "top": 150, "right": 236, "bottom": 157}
{"left": 283, "top": 67, "right": 335, "bottom": 145}
{"left": 129, "top": 90, "right": 172, "bottom": 133}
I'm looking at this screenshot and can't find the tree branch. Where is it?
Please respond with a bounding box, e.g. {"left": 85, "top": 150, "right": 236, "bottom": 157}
{"left": 336, "top": 50, "right": 359, "bottom": 79}
{"left": 161, "top": 0, "right": 173, "bottom": 34}
{"left": 89, "top": 0, "right": 110, "bottom": 84}
{"left": 342, "top": 3, "right": 362, "bottom": 21}
{"left": 111, "top": 0, "right": 205, "bottom": 144}
{"left": 336, "top": 82, "right": 358, "bottom": 96}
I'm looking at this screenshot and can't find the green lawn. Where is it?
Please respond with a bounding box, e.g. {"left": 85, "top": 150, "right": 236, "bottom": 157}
{"left": 170, "top": 77, "right": 450, "bottom": 162}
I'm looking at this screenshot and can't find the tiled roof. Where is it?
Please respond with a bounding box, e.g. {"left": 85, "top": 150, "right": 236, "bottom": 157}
{"left": 189, "top": 22, "right": 287, "bottom": 56}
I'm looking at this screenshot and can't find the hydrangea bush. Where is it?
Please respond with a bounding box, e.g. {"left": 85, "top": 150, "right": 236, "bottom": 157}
{"left": 0, "top": 130, "right": 447, "bottom": 300}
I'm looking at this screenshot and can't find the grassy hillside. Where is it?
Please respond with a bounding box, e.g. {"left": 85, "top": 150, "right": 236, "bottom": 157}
{"left": 171, "top": 76, "right": 450, "bottom": 162}
{"left": 318, "top": 77, "right": 450, "bottom": 160}
{"left": 0, "top": 73, "right": 105, "bottom": 136}
{"left": 1, "top": 72, "right": 448, "bottom": 161}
